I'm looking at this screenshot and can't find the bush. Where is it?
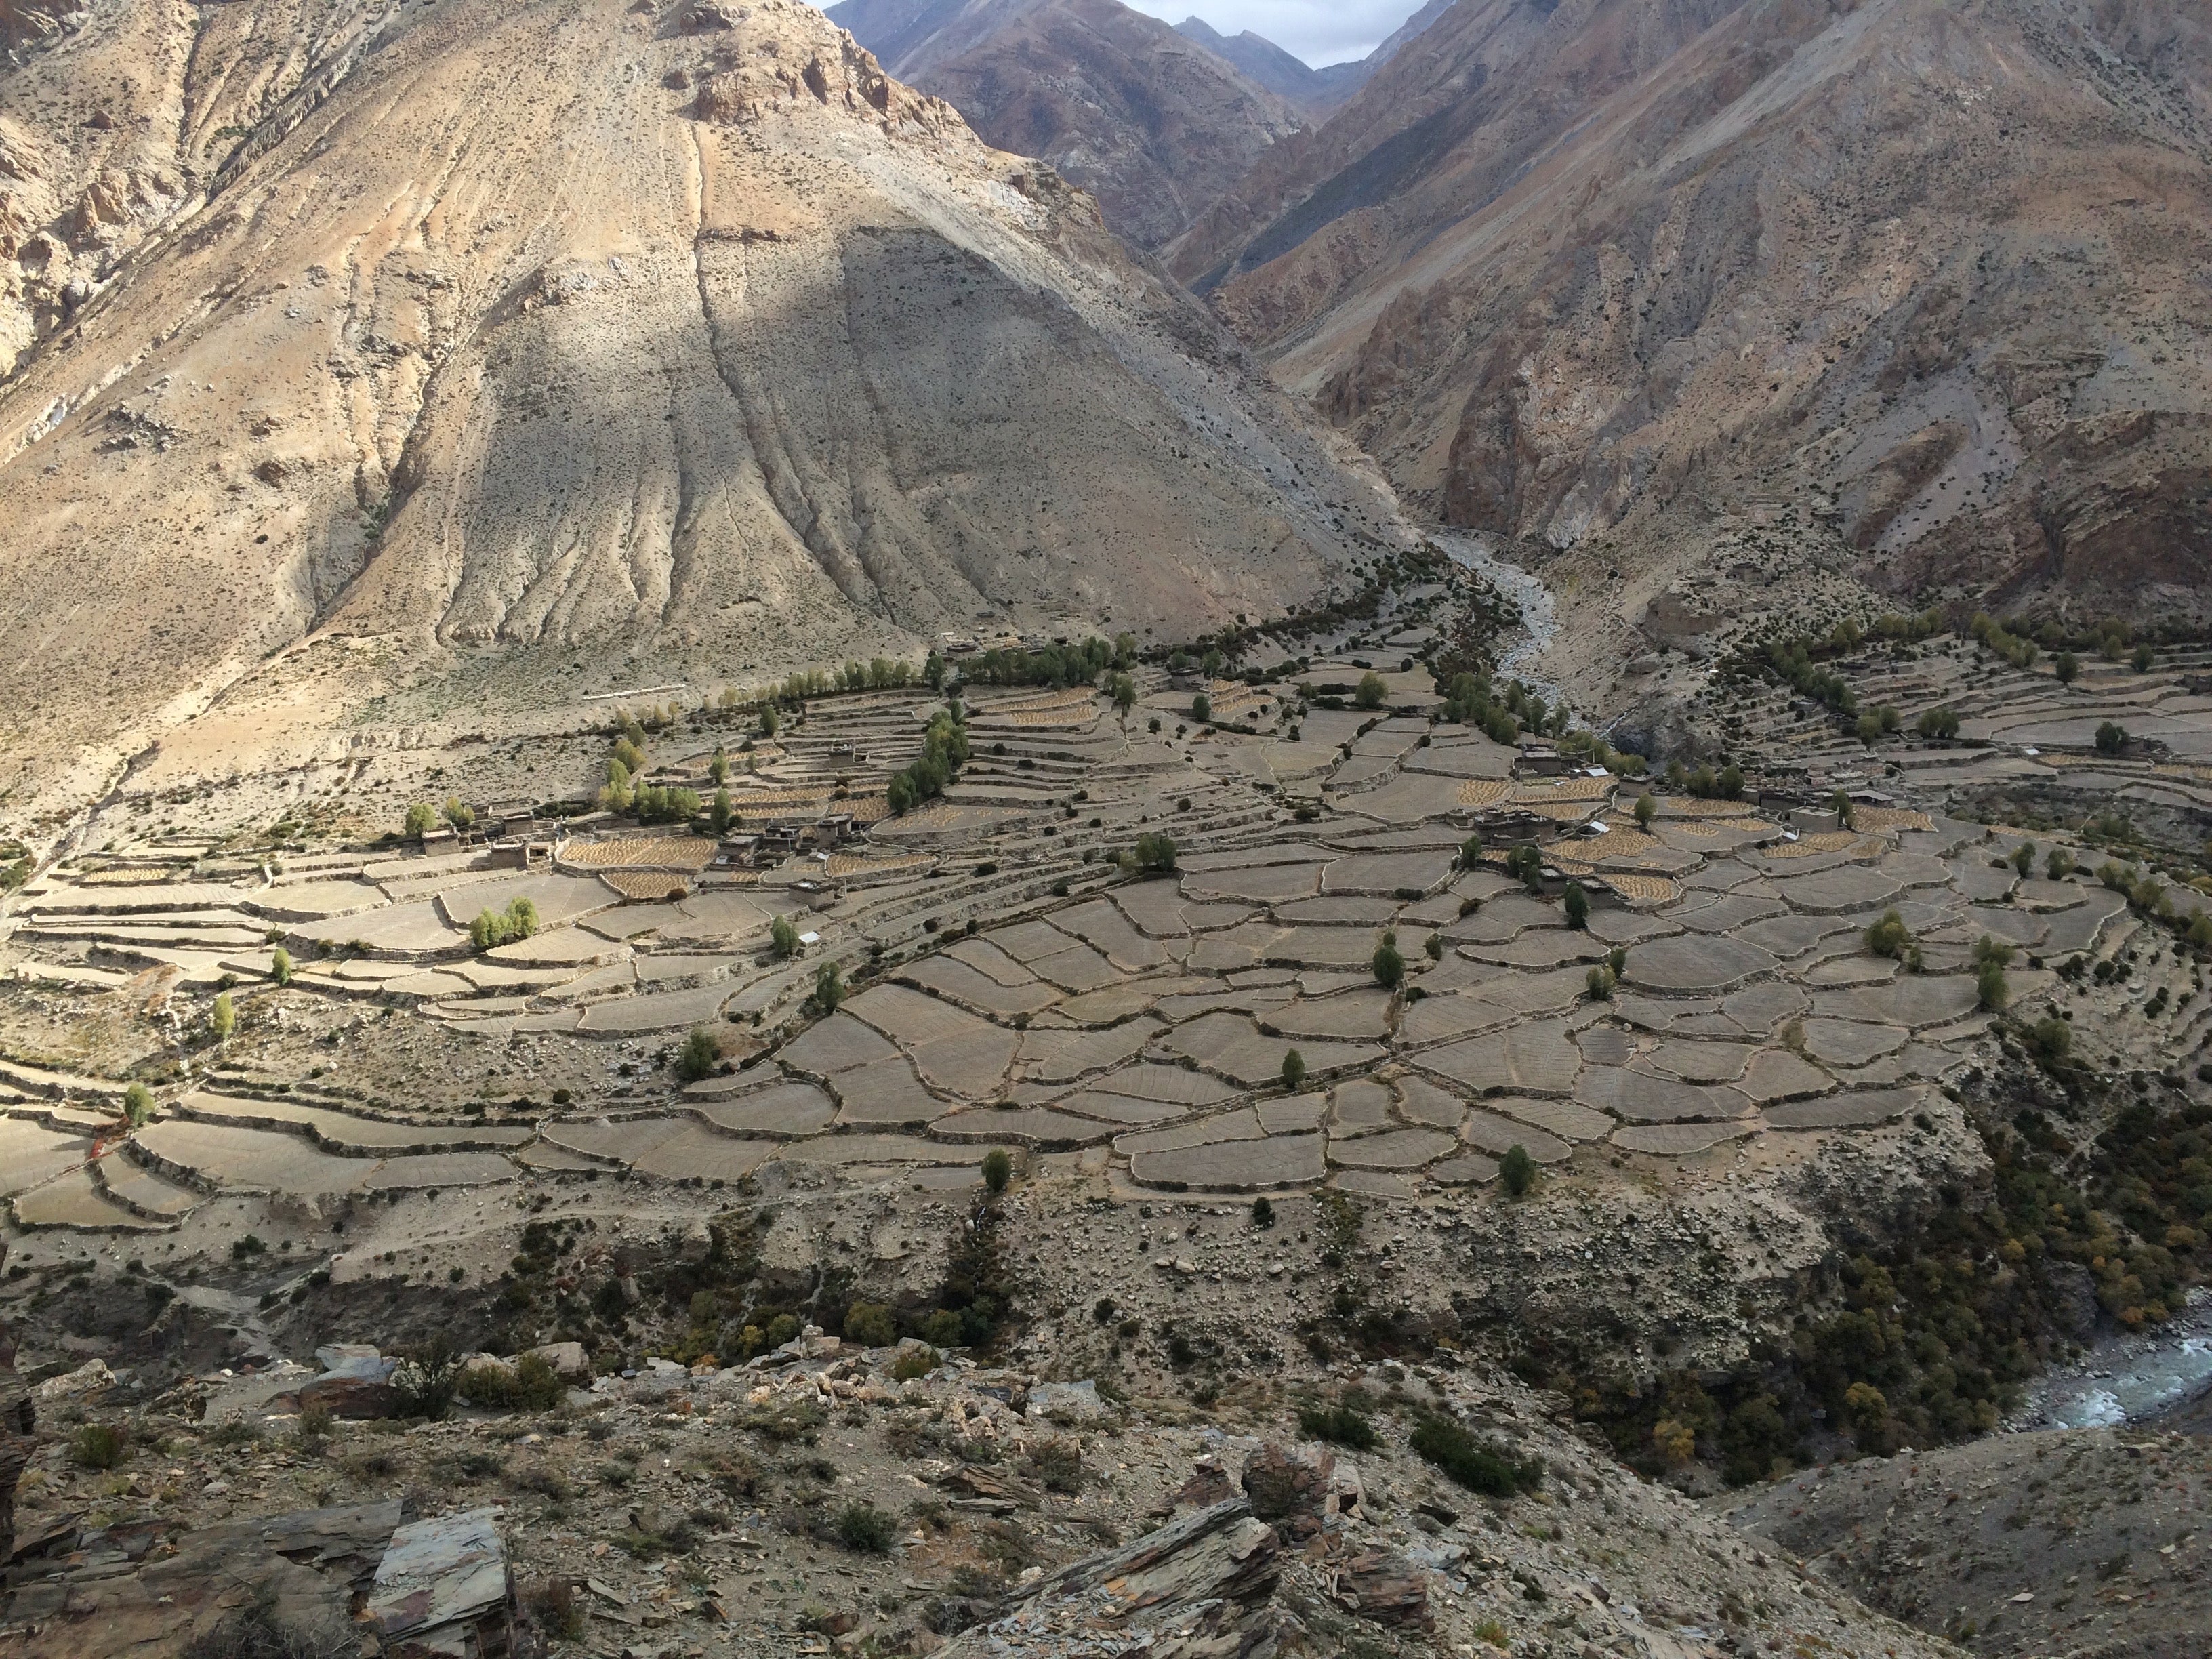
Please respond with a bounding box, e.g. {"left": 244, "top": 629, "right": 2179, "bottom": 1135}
{"left": 457, "top": 1353, "right": 567, "bottom": 1412}
{"left": 814, "top": 961, "right": 844, "bottom": 1013}
{"left": 1410, "top": 1416, "right": 1540, "bottom": 1496}
{"left": 271, "top": 947, "right": 292, "bottom": 987}
{"left": 2133, "top": 643, "right": 2155, "bottom": 672}
{"left": 833, "top": 1503, "right": 897, "bottom": 1553}
{"left": 1191, "top": 693, "right": 1212, "bottom": 724}
{"left": 1865, "top": 908, "right": 1912, "bottom": 958}
{"left": 123, "top": 1082, "right": 155, "bottom": 1128}
{"left": 211, "top": 991, "right": 236, "bottom": 1041}
{"left": 844, "top": 1303, "right": 897, "bottom": 1348}
{"left": 1372, "top": 933, "right": 1405, "bottom": 989}
{"left": 981, "top": 1149, "right": 1014, "bottom": 1195}
{"left": 72, "top": 1421, "right": 129, "bottom": 1470}
{"left": 2047, "top": 848, "right": 2075, "bottom": 880}
{"left": 1585, "top": 964, "right": 1615, "bottom": 1001}
{"left": 1250, "top": 1196, "right": 1275, "bottom": 1228}
{"left": 1976, "top": 960, "right": 2009, "bottom": 1011}
{"left": 1298, "top": 1404, "right": 1380, "bottom": 1450}
{"left": 1027, "top": 1438, "right": 1083, "bottom": 1493}
{"left": 2055, "top": 651, "right": 2078, "bottom": 684}
{"left": 1563, "top": 882, "right": 1588, "bottom": 928}
{"left": 1634, "top": 794, "right": 1656, "bottom": 830}
{"left": 1130, "top": 832, "right": 1178, "bottom": 873}
{"left": 890, "top": 1347, "right": 939, "bottom": 1381}
{"left": 1460, "top": 833, "right": 1484, "bottom": 869}
{"left": 1500, "top": 1144, "right": 1536, "bottom": 1196}
{"left": 2096, "top": 720, "right": 2127, "bottom": 754}
{"left": 1280, "top": 1048, "right": 1307, "bottom": 1091}
{"left": 1355, "top": 672, "right": 1387, "bottom": 710}
{"left": 677, "top": 1027, "right": 718, "bottom": 1082}
{"left": 1917, "top": 707, "right": 1961, "bottom": 739}
{"left": 390, "top": 1339, "right": 463, "bottom": 1421}
{"left": 2026, "top": 1016, "right": 2072, "bottom": 1063}
{"left": 523, "top": 1579, "right": 586, "bottom": 1643}
{"left": 470, "top": 897, "right": 539, "bottom": 951}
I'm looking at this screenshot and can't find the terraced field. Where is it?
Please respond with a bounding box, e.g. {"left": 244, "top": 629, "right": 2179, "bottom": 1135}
{"left": 2, "top": 659, "right": 2143, "bottom": 1233}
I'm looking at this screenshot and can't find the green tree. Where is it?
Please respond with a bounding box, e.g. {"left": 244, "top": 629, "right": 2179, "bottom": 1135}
{"left": 710, "top": 747, "right": 730, "bottom": 786}
{"left": 2010, "top": 840, "right": 2036, "bottom": 876}
{"left": 2055, "top": 651, "right": 2078, "bottom": 684}
{"left": 2133, "top": 643, "right": 2155, "bottom": 672}
{"left": 1251, "top": 1196, "right": 1275, "bottom": 1228}
{"left": 270, "top": 947, "right": 292, "bottom": 987}
{"left": 1460, "top": 833, "right": 1484, "bottom": 869}
{"left": 1191, "top": 692, "right": 1212, "bottom": 724}
{"left": 1355, "top": 672, "right": 1387, "bottom": 710}
{"left": 403, "top": 802, "right": 436, "bottom": 840}
{"left": 1132, "top": 832, "right": 1177, "bottom": 873}
{"left": 2096, "top": 720, "right": 2127, "bottom": 754}
{"left": 677, "top": 1027, "right": 718, "bottom": 1082}
{"left": 981, "top": 1149, "right": 1013, "bottom": 1195}
{"left": 1500, "top": 1144, "right": 1536, "bottom": 1197}
{"left": 1855, "top": 711, "right": 1883, "bottom": 744}
{"left": 711, "top": 787, "right": 734, "bottom": 834}
{"left": 1633, "top": 793, "right": 1656, "bottom": 830}
{"left": 760, "top": 704, "right": 779, "bottom": 738}
{"left": 1586, "top": 964, "right": 1616, "bottom": 1000}
{"left": 2046, "top": 847, "right": 2075, "bottom": 880}
{"left": 1717, "top": 764, "right": 1744, "bottom": 800}
{"left": 815, "top": 960, "right": 844, "bottom": 1013}
{"left": 211, "top": 991, "right": 236, "bottom": 1042}
{"left": 1109, "top": 673, "right": 1137, "bottom": 715}
{"left": 1976, "top": 959, "right": 2009, "bottom": 1011}
{"left": 1372, "top": 932, "right": 1405, "bottom": 989}
{"left": 1917, "top": 707, "right": 1961, "bottom": 739}
{"left": 1864, "top": 909, "right": 1912, "bottom": 959}
{"left": 1563, "top": 882, "right": 1589, "bottom": 929}
{"left": 771, "top": 916, "right": 801, "bottom": 958}
{"left": 1280, "top": 1048, "right": 1307, "bottom": 1092}
{"left": 123, "top": 1082, "right": 155, "bottom": 1128}
{"left": 443, "top": 796, "right": 475, "bottom": 830}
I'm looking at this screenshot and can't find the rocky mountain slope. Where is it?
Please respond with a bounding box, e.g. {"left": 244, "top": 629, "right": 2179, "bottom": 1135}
{"left": 1176, "top": 0, "right": 1459, "bottom": 121}
{"left": 0, "top": 0, "right": 1404, "bottom": 828}
{"left": 1169, "top": 0, "right": 2212, "bottom": 648}
{"left": 826, "top": 0, "right": 1307, "bottom": 244}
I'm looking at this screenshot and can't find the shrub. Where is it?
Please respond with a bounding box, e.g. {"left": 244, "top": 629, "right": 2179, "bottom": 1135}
{"left": 1027, "top": 1438, "right": 1083, "bottom": 1494}
{"left": 72, "top": 1421, "right": 129, "bottom": 1470}
{"left": 1130, "top": 832, "right": 1178, "bottom": 873}
{"left": 1298, "top": 1404, "right": 1379, "bottom": 1450}
{"left": 677, "top": 1027, "right": 718, "bottom": 1082}
{"left": 981, "top": 1149, "right": 1014, "bottom": 1195}
{"left": 1355, "top": 672, "right": 1387, "bottom": 710}
{"left": 1191, "top": 693, "right": 1212, "bottom": 724}
{"left": 814, "top": 961, "right": 844, "bottom": 1013}
{"left": 271, "top": 947, "right": 292, "bottom": 987}
{"left": 211, "top": 991, "right": 236, "bottom": 1041}
{"left": 2026, "top": 1016, "right": 2072, "bottom": 1063}
{"left": 1634, "top": 793, "right": 1656, "bottom": 830}
{"left": 1500, "top": 1144, "right": 1536, "bottom": 1196}
{"left": 1972, "top": 935, "right": 2015, "bottom": 969}
{"left": 1563, "top": 882, "right": 1588, "bottom": 929}
{"left": 523, "top": 1578, "right": 586, "bottom": 1643}
{"left": 1280, "top": 1048, "right": 1307, "bottom": 1092}
{"left": 2055, "top": 651, "right": 2078, "bottom": 684}
{"left": 2010, "top": 842, "right": 2036, "bottom": 876}
{"left": 833, "top": 1503, "right": 897, "bottom": 1553}
{"left": 844, "top": 1303, "right": 897, "bottom": 1349}
{"left": 2047, "top": 848, "right": 2075, "bottom": 880}
{"left": 123, "top": 1082, "right": 155, "bottom": 1127}
{"left": 1865, "top": 909, "right": 1912, "bottom": 959}
{"left": 1460, "top": 833, "right": 1484, "bottom": 869}
{"left": 1585, "top": 964, "right": 1615, "bottom": 1001}
{"left": 1250, "top": 1196, "right": 1275, "bottom": 1229}
{"left": 2096, "top": 720, "right": 2127, "bottom": 754}
{"left": 1372, "top": 933, "right": 1405, "bottom": 989}
{"left": 391, "top": 1339, "right": 463, "bottom": 1421}
{"left": 2133, "top": 643, "right": 2155, "bottom": 672}
{"left": 1976, "top": 960, "right": 2009, "bottom": 1012}
{"left": 890, "top": 1347, "right": 939, "bottom": 1382}
{"left": 457, "top": 1353, "right": 567, "bottom": 1412}
{"left": 1410, "top": 1416, "right": 1541, "bottom": 1496}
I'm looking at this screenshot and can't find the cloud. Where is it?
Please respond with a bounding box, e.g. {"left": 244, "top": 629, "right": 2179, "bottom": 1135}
{"left": 1124, "top": 0, "right": 1433, "bottom": 68}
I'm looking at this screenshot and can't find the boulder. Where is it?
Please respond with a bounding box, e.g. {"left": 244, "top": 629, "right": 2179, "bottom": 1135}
{"left": 1240, "top": 1440, "right": 1359, "bottom": 1532}
{"left": 368, "top": 1506, "right": 516, "bottom": 1657}
{"left": 31, "top": 1357, "right": 115, "bottom": 1400}
{"left": 1026, "top": 1379, "right": 1104, "bottom": 1422}
{"left": 526, "top": 1340, "right": 591, "bottom": 1380}
{"left": 1330, "top": 1549, "right": 1432, "bottom": 1628}
{"left": 296, "top": 1351, "right": 400, "bottom": 1419}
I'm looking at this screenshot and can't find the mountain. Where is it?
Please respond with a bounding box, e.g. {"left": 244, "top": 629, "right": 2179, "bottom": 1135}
{"left": 1170, "top": 17, "right": 1367, "bottom": 119}
{"left": 0, "top": 0, "right": 1404, "bottom": 823}
{"left": 826, "top": 0, "right": 1305, "bottom": 245}
{"left": 1170, "top": 0, "right": 2212, "bottom": 630}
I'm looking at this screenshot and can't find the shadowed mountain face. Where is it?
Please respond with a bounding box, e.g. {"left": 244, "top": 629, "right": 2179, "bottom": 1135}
{"left": 827, "top": 0, "right": 1305, "bottom": 245}
{"left": 1169, "top": 16, "right": 1368, "bottom": 119}
{"left": 0, "top": 0, "right": 1403, "bottom": 823}
{"left": 1173, "top": 0, "right": 2212, "bottom": 620}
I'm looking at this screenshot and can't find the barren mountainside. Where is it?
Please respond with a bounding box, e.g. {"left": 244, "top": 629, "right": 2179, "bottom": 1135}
{"left": 827, "top": 0, "right": 1306, "bottom": 245}
{"left": 0, "top": 0, "right": 1404, "bottom": 828}
{"left": 1174, "top": 0, "right": 2212, "bottom": 640}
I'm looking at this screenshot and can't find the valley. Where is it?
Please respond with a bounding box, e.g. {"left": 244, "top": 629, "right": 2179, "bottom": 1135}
{"left": 2, "top": 2, "right": 2211, "bottom": 1658}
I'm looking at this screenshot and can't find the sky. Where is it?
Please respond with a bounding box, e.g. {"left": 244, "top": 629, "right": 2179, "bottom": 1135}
{"left": 1123, "top": 0, "right": 1433, "bottom": 68}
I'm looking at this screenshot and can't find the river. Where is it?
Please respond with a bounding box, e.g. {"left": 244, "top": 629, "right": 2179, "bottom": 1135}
{"left": 1431, "top": 529, "right": 1563, "bottom": 705}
